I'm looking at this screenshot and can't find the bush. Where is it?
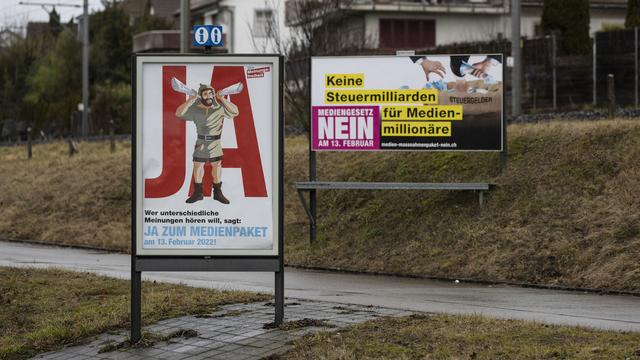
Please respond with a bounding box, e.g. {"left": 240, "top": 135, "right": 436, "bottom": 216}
{"left": 541, "top": 0, "right": 591, "bottom": 55}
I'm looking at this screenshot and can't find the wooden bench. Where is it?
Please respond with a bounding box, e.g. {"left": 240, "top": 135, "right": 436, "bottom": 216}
{"left": 295, "top": 181, "right": 495, "bottom": 243}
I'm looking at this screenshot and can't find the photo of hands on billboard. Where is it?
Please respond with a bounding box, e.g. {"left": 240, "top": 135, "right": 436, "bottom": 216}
{"left": 311, "top": 54, "right": 503, "bottom": 151}
{"left": 138, "top": 60, "right": 276, "bottom": 254}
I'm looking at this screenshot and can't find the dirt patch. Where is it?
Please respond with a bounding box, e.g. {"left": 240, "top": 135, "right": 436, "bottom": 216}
{"left": 195, "top": 309, "right": 250, "bottom": 318}
{"left": 263, "top": 318, "right": 336, "bottom": 331}
{"left": 98, "top": 329, "right": 198, "bottom": 353}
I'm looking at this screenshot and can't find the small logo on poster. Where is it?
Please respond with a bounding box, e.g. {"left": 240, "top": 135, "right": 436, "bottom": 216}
{"left": 312, "top": 106, "right": 380, "bottom": 150}
{"left": 246, "top": 66, "right": 270, "bottom": 78}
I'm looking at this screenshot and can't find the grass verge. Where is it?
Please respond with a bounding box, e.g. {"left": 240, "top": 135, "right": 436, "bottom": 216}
{"left": 274, "top": 314, "right": 640, "bottom": 360}
{"left": 284, "top": 120, "right": 640, "bottom": 292}
{"left": 1, "top": 120, "right": 639, "bottom": 292}
{"left": 0, "top": 266, "right": 269, "bottom": 360}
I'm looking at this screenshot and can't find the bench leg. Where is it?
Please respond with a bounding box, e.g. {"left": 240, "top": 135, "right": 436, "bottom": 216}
{"left": 310, "top": 189, "right": 317, "bottom": 244}
{"left": 478, "top": 191, "right": 484, "bottom": 208}
{"left": 297, "top": 190, "right": 317, "bottom": 244}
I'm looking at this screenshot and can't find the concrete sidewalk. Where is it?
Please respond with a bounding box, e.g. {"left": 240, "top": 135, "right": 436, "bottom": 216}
{"left": 2, "top": 241, "right": 640, "bottom": 332}
{"left": 32, "top": 299, "right": 411, "bottom": 360}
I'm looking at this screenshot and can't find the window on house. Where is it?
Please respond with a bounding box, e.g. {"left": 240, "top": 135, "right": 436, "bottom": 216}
{"left": 254, "top": 9, "right": 274, "bottom": 37}
{"left": 379, "top": 19, "right": 435, "bottom": 49}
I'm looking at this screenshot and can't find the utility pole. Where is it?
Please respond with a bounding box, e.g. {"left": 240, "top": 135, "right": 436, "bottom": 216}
{"left": 180, "top": 0, "right": 190, "bottom": 53}
{"left": 82, "top": 0, "right": 89, "bottom": 137}
{"left": 511, "top": 0, "right": 521, "bottom": 117}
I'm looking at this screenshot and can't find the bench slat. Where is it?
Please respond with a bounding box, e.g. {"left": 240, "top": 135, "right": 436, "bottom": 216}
{"left": 295, "top": 181, "right": 492, "bottom": 191}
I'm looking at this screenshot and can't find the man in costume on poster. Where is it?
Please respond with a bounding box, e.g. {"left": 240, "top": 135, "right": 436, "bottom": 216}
{"left": 175, "top": 83, "right": 239, "bottom": 204}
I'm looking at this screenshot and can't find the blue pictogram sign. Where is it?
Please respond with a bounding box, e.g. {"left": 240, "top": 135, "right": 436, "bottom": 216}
{"left": 192, "top": 25, "right": 223, "bottom": 47}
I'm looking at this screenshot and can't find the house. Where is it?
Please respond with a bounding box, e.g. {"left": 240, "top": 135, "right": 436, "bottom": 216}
{"left": 26, "top": 22, "right": 51, "bottom": 40}
{"left": 133, "top": 0, "right": 290, "bottom": 53}
{"left": 522, "top": 0, "right": 627, "bottom": 38}
{"left": 0, "top": 29, "right": 21, "bottom": 49}
{"left": 120, "top": 0, "right": 181, "bottom": 25}
{"left": 284, "top": 0, "right": 627, "bottom": 50}
{"left": 173, "top": 0, "right": 290, "bottom": 53}
{"left": 133, "top": 0, "right": 627, "bottom": 53}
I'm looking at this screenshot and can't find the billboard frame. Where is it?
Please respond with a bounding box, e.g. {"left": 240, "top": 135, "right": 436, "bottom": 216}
{"left": 131, "top": 53, "right": 285, "bottom": 341}
{"left": 301, "top": 53, "right": 505, "bottom": 244}
{"left": 310, "top": 54, "right": 506, "bottom": 152}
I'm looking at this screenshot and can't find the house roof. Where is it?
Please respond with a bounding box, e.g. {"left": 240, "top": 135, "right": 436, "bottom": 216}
{"left": 150, "top": 0, "right": 181, "bottom": 19}
{"left": 173, "top": 0, "right": 220, "bottom": 15}
{"left": 120, "top": 0, "right": 147, "bottom": 19}
{"left": 26, "top": 22, "right": 50, "bottom": 39}
{"left": 120, "top": 0, "right": 180, "bottom": 21}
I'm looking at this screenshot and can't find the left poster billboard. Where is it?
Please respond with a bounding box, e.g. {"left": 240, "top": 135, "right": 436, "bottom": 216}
{"left": 134, "top": 55, "right": 281, "bottom": 256}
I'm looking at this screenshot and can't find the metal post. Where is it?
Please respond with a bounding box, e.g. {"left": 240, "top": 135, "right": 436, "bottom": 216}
{"left": 274, "top": 270, "right": 284, "bottom": 325}
{"left": 501, "top": 62, "right": 508, "bottom": 171}
{"left": 131, "top": 268, "right": 142, "bottom": 342}
{"left": 81, "top": 0, "right": 89, "bottom": 137}
{"left": 608, "top": 74, "right": 615, "bottom": 119}
{"left": 309, "top": 150, "right": 317, "bottom": 244}
{"left": 635, "top": 27, "right": 638, "bottom": 109}
{"left": 180, "top": 0, "right": 190, "bottom": 53}
{"left": 511, "top": 0, "right": 521, "bottom": 116}
{"left": 593, "top": 36, "right": 597, "bottom": 106}
{"left": 552, "top": 34, "right": 557, "bottom": 110}
{"left": 68, "top": 139, "right": 79, "bottom": 156}
{"left": 109, "top": 119, "right": 116, "bottom": 153}
{"left": 27, "top": 127, "right": 32, "bottom": 159}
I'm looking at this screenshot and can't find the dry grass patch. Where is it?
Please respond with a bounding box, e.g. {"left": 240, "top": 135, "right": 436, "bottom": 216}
{"left": 0, "top": 141, "right": 131, "bottom": 251}
{"left": 1, "top": 119, "right": 639, "bottom": 291}
{"left": 274, "top": 314, "right": 640, "bottom": 360}
{"left": 0, "top": 266, "right": 268, "bottom": 360}
{"left": 284, "top": 120, "right": 640, "bottom": 292}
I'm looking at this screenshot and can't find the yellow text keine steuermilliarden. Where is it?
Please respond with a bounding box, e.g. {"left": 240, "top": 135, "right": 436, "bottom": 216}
{"left": 325, "top": 89, "right": 438, "bottom": 104}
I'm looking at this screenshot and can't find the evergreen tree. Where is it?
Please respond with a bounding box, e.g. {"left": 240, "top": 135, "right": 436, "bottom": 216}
{"left": 90, "top": 3, "right": 132, "bottom": 84}
{"left": 25, "top": 28, "right": 82, "bottom": 134}
{"left": 0, "top": 35, "right": 49, "bottom": 133}
{"left": 48, "top": 7, "right": 62, "bottom": 37}
{"left": 541, "top": 0, "right": 591, "bottom": 55}
{"left": 627, "top": 0, "right": 640, "bottom": 28}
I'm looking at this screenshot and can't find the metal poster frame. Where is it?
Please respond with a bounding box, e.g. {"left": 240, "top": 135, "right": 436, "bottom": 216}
{"left": 310, "top": 54, "right": 506, "bottom": 153}
{"left": 302, "top": 53, "right": 506, "bottom": 244}
{"left": 131, "top": 53, "right": 284, "bottom": 341}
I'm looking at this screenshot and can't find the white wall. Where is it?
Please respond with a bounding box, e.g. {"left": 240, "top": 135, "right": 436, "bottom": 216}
{"left": 218, "top": 0, "right": 291, "bottom": 54}
{"left": 435, "top": 13, "right": 508, "bottom": 44}
{"left": 520, "top": 7, "right": 541, "bottom": 38}
{"left": 590, "top": 8, "right": 626, "bottom": 33}
{"left": 519, "top": 7, "right": 626, "bottom": 38}
{"left": 212, "top": 3, "right": 625, "bottom": 52}
{"left": 363, "top": 7, "right": 626, "bottom": 49}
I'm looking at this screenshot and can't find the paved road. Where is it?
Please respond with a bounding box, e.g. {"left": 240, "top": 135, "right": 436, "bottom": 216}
{"left": 2, "top": 241, "right": 640, "bottom": 332}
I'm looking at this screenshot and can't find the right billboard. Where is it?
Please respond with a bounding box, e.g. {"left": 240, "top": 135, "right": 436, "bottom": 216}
{"left": 311, "top": 54, "right": 503, "bottom": 151}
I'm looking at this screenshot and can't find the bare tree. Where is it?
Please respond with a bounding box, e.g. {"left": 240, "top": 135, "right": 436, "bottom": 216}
{"left": 249, "top": 0, "right": 373, "bottom": 132}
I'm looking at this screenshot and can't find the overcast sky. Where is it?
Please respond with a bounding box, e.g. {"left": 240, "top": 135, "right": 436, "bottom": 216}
{"left": 0, "top": 0, "right": 105, "bottom": 34}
